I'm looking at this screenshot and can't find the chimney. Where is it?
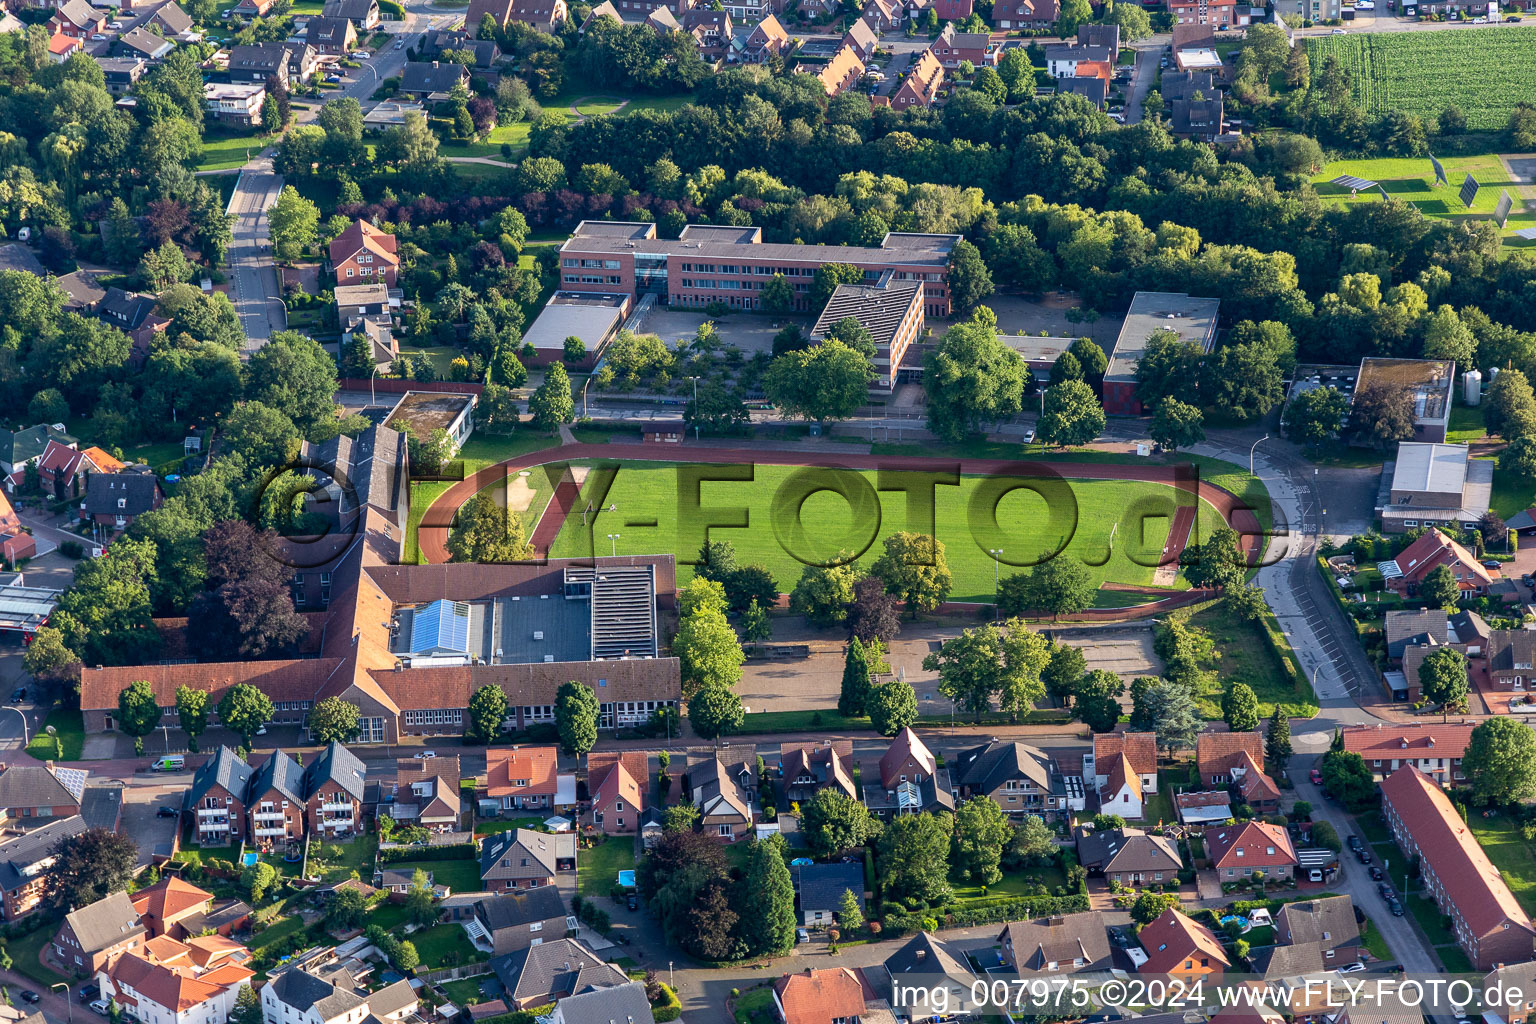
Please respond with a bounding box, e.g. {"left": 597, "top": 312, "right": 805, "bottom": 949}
{"left": 915, "top": 949, "right": 926, "bottom": 960}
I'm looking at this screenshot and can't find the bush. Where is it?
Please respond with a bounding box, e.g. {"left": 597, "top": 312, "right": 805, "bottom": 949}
{"left": 59, "top": 540, "right": 83, "bottom": 559}
{"left": 379, "top": 842, "right": 475, "bottom": 863}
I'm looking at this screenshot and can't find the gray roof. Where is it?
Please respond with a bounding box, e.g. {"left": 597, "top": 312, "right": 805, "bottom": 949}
{"left": 523, "top": 293, "right": 627, "bottom": 356}
{"left": 229, "top": 41, "right": 291, "bottom": 72}
{"left": 1105, "top": 291, "right": 1220, "bottom": 385}
{"left": 810, "top": 282, "right": 923, "bottom": 351}
{"left": 1383, "top": 609, "right": 1448, "bottom": 660}
{"left": 1001, "top": 912, "right": 1113, "bottom": 972}
{"left": 99, "top": 287, "right": 157, "bottom": 329}
{"left": 366, "top": 980, "right": 418, "bottom": 1018}
{"left": 561, "top": 220, "right": 958, "bottom": 269}
{"left": 1392, "top": 442, "right": 1470, "bottom": 496}
{"left": 952, "top": 740, "right": 1055, "bottom": 793}
{"left": 119, "top": 27, "right": 173, "bottom": 55}
{"left": 1076, "top": 828, "right": 1181, "bottom": 874}
{"left": 249, "top": 750, "right": 305, "bottom": 806}
{"left": 63, "top": 891, "right": 146, "bottom": 954}
{"left": 1488, "top": 629, "right": 1536, "bottom": 673}
{"left": 299, "top": 424, "right": 407, "bottom": 521}
{"left": 0, "top": 815, "right": 87, "bottom": 891}
{"left": 321, "top": 0, "right": 377, "bottom": 20}
{"left": 1077, "top": 22, "right": 1118, "bottom": 48}
{"left": 1450, "top": 610, "right": 1490, "bottom": 644}
{"left": 793, "top": 861, "right": 864, "bottom": 913}
{"left": 178, "top": 899, "right": 252, "bottom": 936}
{"left": 269, "top": 967, "right": 366, "bottom": 1018}
{"left": 1250, "top": 939, "right": 1326, "bottom": 979}
{"left": 475, "top": 886, "right": 567, "bottom": 932}
{"left": 0, "top": 764, "right": 85, "bottom": 810}
{"left": 0, "top": 245, "right": 44, "bottom": 275}
{"left": 399, "top": 61, "right": 469, "bottom": 94}
{"left": 480, "top": 828, "right": 560, "bottom": 878}
{"left": 86, "top": 466, "right": 159, "bottom": 516}
{"left": 491, "top": 938, "right": 626, "bottom": 1005}
{"left": 187, "top": 747, "right": 255, "bottom": 808}
{"left": 553, "top": 981, "right": 654, "bottom": 1024}
{"left": 95, "top": 56, "right": 146, "bottom": 78}
{"left": 884, "top": 932, "right": 975, "bottom": 1015}
{"left": 150, "top": 1, "right": 193, "bottom": 33}
{"left": 306, "top": 15, "right": 354, "bottom": 46}
{"left": 1277, "top": 896, "right": 1359, "bottom": 949}
{"left": 1170, "top": 95, "right": 1224, "bottom": 137}
{"left": 1057, "top": 75, "right": 1106, "bottom": 108}
{"left": 80, "top": 784, "right": 123, "bottom": 830}
{"left": 1160, "top": 70, "right": 1214, "bottom": 103}
{"left": 304, "top": 741, "right": 366, "bottom": 802}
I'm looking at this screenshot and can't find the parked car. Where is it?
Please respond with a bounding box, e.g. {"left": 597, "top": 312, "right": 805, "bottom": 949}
{"left": 1348, "top": 835, "right": 1363, "bottom": 852}
{"left": 1337, "top": 963, "right": 1366, "bottom": 974}
{"left": 1356, "top": 1, "right": 1374, "bottom": 7}
{"left": 108, "top": 19, "right": 123, "bottom": 27}
{"left": 9, "top": 687, "right": 25, "bottom": 703}
{"left": 156, "top": 806, "right": 178, "bottom": 818}
{"left": 90, "top": 32, "right": 107, "bottom": 39}
{"left": 1483, "top": 559, "right": 1503, "bottom": 569}
{"left": 796, "top": 928, "right": 810, "bottom": 944}
{"left": 1310, "top": 768, "right": 1323, "bottom": 784}
{"left": 415, "top": 750, "right": 436, "bottom": 759}
{"left": 89, "top": 1000, "right": 110, "bottom": 1015}
{"left": 1330, "top": 26, "right": 1347, "bottom": 31}
{"left": 1377, "top": 882, "right": 1394, "bottom": 897}
{"left": 79, "top": 984, "right": 100, "bottom": 1004}
{"left": 20, "top": 992, "right": 40, "bottom": 1004}
{"left": 626, "top": 892, "right": 638, "bottom": 911}
{"left": 1357, "top": 849, "right": 1372, "bottom": 864}
{"left": 1389, "top": 901, "right": 1405, "bottom": 917}
{"left": 394, "top": 39, "right": 403, "bottom": 47}
{"left": 1369, "top": 865, "right": 1384, "bottom": 880}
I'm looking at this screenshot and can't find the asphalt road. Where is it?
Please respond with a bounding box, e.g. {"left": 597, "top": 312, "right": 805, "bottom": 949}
{"left": 228, "top": 156, "right": 289, "bottom": 349}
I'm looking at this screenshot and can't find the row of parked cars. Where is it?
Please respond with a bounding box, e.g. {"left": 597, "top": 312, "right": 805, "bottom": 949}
{"left": 1348, "top": 834, "right": 1407, "bottom": 917}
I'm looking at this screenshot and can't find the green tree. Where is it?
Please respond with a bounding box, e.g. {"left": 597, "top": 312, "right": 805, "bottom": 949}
{"left": 1500, "top": 436, "right": 1536, "bottom": 480}
{"left": 1418, "top": 647, "right": 1469, "bottom": 711}
{"left": 221, "top": 401, "right": 299, "bottom": 468}
{"left": 306, "top": 696, "right": 360, "bottom": 743}
{"left": 530, "top": 362, "right": 575, "bottom": 431}
{"left": 246, "top": 332, "right": 338, "bottom": 432}
{"left": 267, "top": 185, "right": 320, "bottom": 262}
{"left": 1485, "top": 368, "right": 1536, "bottom": 441}
{"left": 674, "top": 588, "right": 744, "bottom": 697}
{"left": 556, "top": 681, "right": 600, "bottom": 755}
{"left": 868, "top": 681, "right": 919, "bottom": 736}
{"left": 1105, "top": 1, "right": 1151, "bottom": 39}
{"left": 1221, "top": 682, "right": 1260, "bottom": 732}
{"left": 22, "top": 627, "right": 77, "bottom": 686}
{"left": 946, "top": 239, "right": 994, "bottom": 313}
{"left": 467, "top": 683, "right": 507, "bottom": 744}
{"left": 217, "top": 683, "right": 275, "bottom": 750}
{"left": 740, "top": 599, "right": 772, "bottom": 650}
{"left": 870, "top": 532, "right": 952, "bottom": 618}
{"left": 952, "top": 794, "right": 1011, "bottom": 885}
{"left": 922, "top": 619, "right": 1047, "bottom": 722}
{"left": 838, "top": 636, "right": 873, "bottom": 717}
{"left": 663, "top": 803, "right": 700, "bottom": 833}
{"left": 1039, "top": 380, "right": 1105, "bottom": 447}
{"left": 924, "top": 307, "right": 1028, "bottom": 442}
{"left": 243, "top": 860, "right": 278, "bottom": 903}
{"left": 837, "top": 887, "right": 864, "bottom": 930}
{"left": 877, "top": 811, "right": 953, "bottom": 904}
{"left": 1463, "top": 716, "right": 1536, "bottom": 805}
{"left": 1149, "top": 398, "right": 1205, "bottom": 451}
{"left": 999, "top": 557, "right": 1095, "bottom": 621}
{"left": 393, "top": 941, "right": 419, "bottom": 972}
{"left": 448, "top": 493, "right": 533, "bottom": 563}
{"left": 740, "top": 835, "right": 797, "bottom": 954}
{"left": 1182, "top": 526, "right": 1246, "bottom": 591}
{"left": 327, "top": 886, "right": 368, "bottom": 930}
{"left": 1225, "top": 582, "right": 1268, "bottom": 622}
{"left": 563, "top": 335, "right": 587, "bottom": 364}
{"left": 1419, "top": 562, "right": 1461, "bottom": 610}
{"left": 175, "top": 685, "right": 209, "bottom": 753}
{"left": 688, "top": 683, "right": 744, "bottom": 739}
{"left": 801, "top": 789, "right": 881, "bottom": 859}
{"left": 1042, "top": 644, "right": 1087, "bottom": 704}
{"left": 117, "top": 680, "right": 161, "bottom": 756}
{"left": 1006, "top": 815, "right": 1055, "bottom": 868}
{"left": 789, "top": 563, "right": 859, "bottom": 627}
{"left": 760, "top": 274, "right": 794, "bottom": 315}
{"left": 1130, "top": 892, "right": 1181, "bottom": 926}
{"left": 231, "top": 987, "right": 262, "bottom": 1024}
{"left": 41, "top": 829, "right": 139, "bottom": 913}
{"left": 1266, "top": 706, "right": 1292, "bottom": 765}
{"left": 812, "top": 263, "right": 865, "bottom": 308}
{"left": 764, "top": 340, "right": 873, "bottom": 425}
{"left": 1133, "top": 679, "right": 1201, "bottom": 756}
{"left": 405, "top": 868, "right": 437, "bottom": 927}
{"left": 1068, "top": 337, "right": 1108, "bottom": 384}
{"left": 1072, "top": 670, "right": 1123, "bottom": 733}
{"left": 1319, "top": 750, "right": 1377, "bottom": 811}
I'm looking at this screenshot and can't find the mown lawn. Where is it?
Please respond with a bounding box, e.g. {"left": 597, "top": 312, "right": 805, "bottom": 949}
{"left": 249, "top": 913, "right": 308, "bottom": 949}
{"left": 388, "top": 858, "right": 482, "bottom": 893}
{"left": 733, "top": 987, "right": 776, "bottom": 1024}
{"left": 410, "top": 922, "right": 486, "bottom": 967}
{"left": 1360, "top": 916, "right": 1392, "bottom": 961}
{"left": 8, "top": 926, "right": 69, "bottom": 986}
{"left": 1467, "top": 816, "right": 1536, "bottom": 918}
{"left": 198, "top": 130, "right": 268, "bottom": 171}
{"left": 1447, "top": 403, "right": 1487, "bottom": 444}
{"left": 1310, "top": 151, "right": 1536, "bottom": 241}
{"left": 25, "top": 708, "right": 84, "bottom": 761}
{"left": 578, "top": 836, "right": 636, "bottom": 897}
{"left": 949, "top": 862, "right": 1067, "bottom": 908}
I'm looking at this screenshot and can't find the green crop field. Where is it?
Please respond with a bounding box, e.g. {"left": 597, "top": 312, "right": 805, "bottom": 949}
{"left": 1305, "top": 27, "right": 1536, "bottom": 131}
{"left": 1310, "top": 154, "right": 1536, "bottom": 239}
{"left": 545, "top": 461, "right": 1227, "bottom": 603}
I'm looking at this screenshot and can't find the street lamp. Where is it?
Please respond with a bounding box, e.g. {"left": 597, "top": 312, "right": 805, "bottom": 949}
{"left": 2, "top": 706, "right": 29, "bottom": 749}
{"left": 607, "top": 533, "right": 620, "bottom": 557}
{"left": 50, "top": 982, "right": 73, "bottom": 1024}
{"left": 1249, "top": 434, "right": 1269, "bottom": 477}
{"left": 371, "top": 363, "right": 383, "bottom": 408}
{"left": 989, "top": 548, "right": 1002, "bottom": 620}
{"left": 687, "top": 376, "right": 700, "bottom": 440}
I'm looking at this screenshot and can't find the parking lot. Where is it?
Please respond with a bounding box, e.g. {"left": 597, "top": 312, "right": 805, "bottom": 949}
{"left": 121, "top": 785, "right": 186, "bottom": 866}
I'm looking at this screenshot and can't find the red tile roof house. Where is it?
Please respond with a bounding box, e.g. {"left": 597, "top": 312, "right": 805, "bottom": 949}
{"left": 131, "top": 876, "right": 214, "bottom": 940}
{"left": 586, "top": 751, "right": 646, "bottom": 834}
{"left": 5, "top": 439, "right": 121, "bottom": 498}
{"left": 1380, "top": 529, "right": 1495, "bottom": 598}
{"left": 1085, "top": 732, "right": 1157, "bottom": 820}
{"left": 329, "top": 219, "right": 400, "bottom": 287}
{"left": 1382, "top": 765, "right": 1536, "bottom": 969}
{"left": 931, "top": 0, "right": 970, "bottom": 17}
{"left": 781, "top": 740, "right": 856, "bottom": 804}
{"left": 1137, "top": 908, "right": 1229, "bottom": 980}
{"left": 487, "top": 747, "right": 559, "bottom": 813}
{"left": 0, "top": 489, "right": 33, "bottom": 566}
{"left": 884, "top": 48, "right": 943, "bottom": 110}
{"left": 772, "top": 968, "right": 875, "bottom": 1024}
{"left": 1196, "top": 730, "right": 1266, "bottom": 787}
{"left": 1204, "top": 821, "right": 1298, "bottom": 886}
{"left": 50, "top": 0, "right": 106, "bottom": 38}
{"left": 1341, "top": 723, "right": 1473, "bottom": 785}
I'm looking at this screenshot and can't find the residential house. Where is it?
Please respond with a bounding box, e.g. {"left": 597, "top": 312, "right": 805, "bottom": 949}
{"left": 1274, "top": 896, "right": 1359, "bottom": 953}
{"left": 579, "top": 0, "right": 618, "bottom": 27}
{"left": 486, "top": 747, "right": 558, "bottom": 813}
{"left": 1381, "top": 529, "right": 1495, "bottom": 597}
{"left": 1137, "top": 907, "right": 1229, "bottom": 980}
{"left": 586, "top": 751, "right": 646, "bottom": 834}
{"left": 0, "top": 816, "right": 87, "bottom": 919}
{"left": 1233, "top": 750, "right": 1281, "bottom": 814}
{"left": 1056, "top": 75, "right": 1106, "bottom": 108}
{"left": 227, "top": 42, "right": 294, "bottom": 85}
{"left": 378, "top": 868, "right": 428, "bottom": 894}
{"left": 80, "top": 785, "right": 123, "bottom": 835}
{"left": 397, "top": 60, "right": 471, "bottom": 100}
{"left": 860, "top": 0, "right": 900, "bottom": 31}
{"left": 792, "top": 862, "right": 864, "bottom": 927}
{"left": 1481, "top": 964, "right": 1536, "bottom": 1024}
{"left": 990, "top": 0, "right": 1055, "bottom": 29}
{"left": 99, "top": 288, "right": 159, "bottom": 333}
{"left": 1044, "top": 42, "right": 1112, "bottom": 80}
{"left": 862, "top": 727, "right": 954, "bottom": 818}
{"left": 117, "top": 27, "right": 174, "bottom": 58}
{"left": 1170, "top": 95, "right": 1225, "bottom": 142}
{"left": 321, "top": 0, "right": 380, "bottom": 26}
{"left": 1, "top": 424, "right": 77, "bottom": 480}
{"left": 96, "top": 56, "right": 146, "bottom": 94}
{"left": 1075, "top": 827, "right": 1182, "bottom": 887}
{"left": 1204, "top": 820, "right": 1298, "bottom": 882}
{"left": 234, "top": 0, "right": 276, "bottom": 16}
{"left": 1382, "top": 765, "right": 1536, "bottom": 969}
{"left": 463, "top": 887, "right": 573, "bottom": 956}
{"left": 930, "top": 23, "right": 989, "bottom": 69}
{"left": 261, "top": 963, "right": 418, "bottom": 1024}
{"left": 130, "top": 876, "right": 214, "bottom": 940}
{"left": 931, "top": 0, "right": 970, "bottom": 15}
{"left": 52, "top": 892, "right": 147, "bottom": 976}
{"left": 81, "top": 464, "right": 162, "bottom": 537}
{"left": 419, "top": 29, "right": 500, "bottom": 66}
{"left": 781, "top": 741, "right": 856, "bottom": 804}
{"left": 305, "top": 16, "right": 357, "bottom": 54}
{"left": 1484, "top": 630, "right": 1536, "bottom": 693}
{"left": 391, "top": 755, "right": 461, "bottom": 832}
{"left": 685, "top": 752, "right": 756, "bottom": 841}
{"left": 772, "top": 969, "right": 873, "bottom": 1024}
{"left": 302, "top": 742, "right": 365, "bottom": 838}
{"left": 885, "top": 48, "right": 942, "bottom": 110}
{"left": 1167, "top": 0, "right": 1242, "bottom": 26}
{"left": 203, "top": 81, "right": 265, "bottom": 125}
{"left": 1085, "top": 732, "right": 1156, "bottom": 820}
{"left": 0, "top": 490, "right": 31, "bottom": 564}
{"left": 478, "top": 828, "right": 571, "bottom": 891}
{"left": 1376, "top": 442, "right": 1489, "bottom": 533}
{"left": 1340, "top": 723, "right": 1473, "bottom": 785}
{"left": 546, "top": 982, "right": 654, "bottom": 1024}
{"left": 1077, "top": 22, "right": 1119, "bottom": 48}
{"left": 184, "top": 746, "right": 254, "bottom": 847}
{"left": 804, "top": 42, "right": 866, "bottom": 95}
{"left": 841, "top": 17, "right": 876, "bottom": 58}
{"left": 147, "top": 2, "right": 194, "bottom": 36}
{"left": 50, "top": 0, "right": 106, "bottom": 39}
{"left": 0, "top": 762, "right": 87, "bottom": 824}
{"left": 1384, "top": 608, "right": 1449, "bottom": 662}
{"left": 681, "top": 8, "right": 731, "bottom": 60}
{"left": 98, "top": 937, "right": 254, "bottom": 1024}
{"left": 743, "top": 13, "right": 788, "bottom": 60}
{"left": 1196, "top": 730, "right": 1265, "bottom": 787}
{"left": 49, "top": 35, "right": 83, "bottom": 62}
{"left": 7, "top": 439, "right": 121, "bottom": 499}
{"left": 506, "top": 0, "right": 567, "bottom": 30}
{"left": 999, "top": 912, "right": 1113, "bottom": 974}
{"left": 489, "top": 938, "right": 627, "bottom": 1009}
{"left": 328, "top": 219, "right": 401, "bottom": 287}
{"left": 951, "top": 740, "right": 1082, "bottom": 820}
{"left": 644, "top": 7, "right": 680, "bottom": 31}
{"left": 882, "top": 933, "right": 980, "bottom": 1022}
{"left": 245, "top": 750, "right": 306, "bottom": 849}
{"left": 175, "top": 901, "right": 252, "bottom": 940}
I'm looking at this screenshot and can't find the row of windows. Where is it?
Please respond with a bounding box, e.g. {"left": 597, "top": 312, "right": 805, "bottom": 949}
{"left": 404, "top": 709, "right": 464, "bottom": 725}
{"left": 563, "top": 258, "right": 622, "bottom": 269}
{"left": 564, "top": 274, "right": 623, "bottom": 286}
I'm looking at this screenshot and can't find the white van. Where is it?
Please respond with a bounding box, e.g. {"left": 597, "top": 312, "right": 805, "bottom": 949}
{"left": 155, "top": 755, "right": 185, "bottom": 772}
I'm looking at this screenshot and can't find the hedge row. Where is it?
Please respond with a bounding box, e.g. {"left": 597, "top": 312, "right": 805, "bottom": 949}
{"left": 881, "top": 892, "right": 1091, "bottom": 936}
{"left": 380, "top": 842, "right": 476, "bottom": 863}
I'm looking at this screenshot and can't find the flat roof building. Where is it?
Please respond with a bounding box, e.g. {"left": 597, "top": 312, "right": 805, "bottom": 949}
{"left": 1354, "top": 357, "right": 1454, "bottom": 444}
{"left": 384, "top": 392, "right": 475, "bottom": 454}
{"left": 521, "top": 292, "right": 632, "bottom": 369}
{"left": 1375, "top": 441, "right": 1491, "bottom": 533}
{"left": 558, "top": 221, "right": 959, "bottom": 317}
{"left": 1103, "top": 292, "right": 1221, "bottom": 415}
{"left": 809, "top": 280, "right": 924, "bottom": 394}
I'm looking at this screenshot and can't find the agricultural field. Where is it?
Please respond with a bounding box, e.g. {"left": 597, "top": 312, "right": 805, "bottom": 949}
{"left": 1304, "top": 27, "right": 1536, "bottom": 131}
{"left": 545, "top": 461, "right": 1227, "bottom": 603}
{"left": 1310, "top": 154, "right": 1536, "bottom": 239}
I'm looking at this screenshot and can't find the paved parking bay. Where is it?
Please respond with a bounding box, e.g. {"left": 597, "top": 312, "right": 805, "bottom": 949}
{"left": 121, "top": 786, "right": 185, "bottom": 866}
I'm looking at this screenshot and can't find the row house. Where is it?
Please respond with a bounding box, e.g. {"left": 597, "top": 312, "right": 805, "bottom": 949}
{"left": 951, "top": 740, "right": 1084, "bottom": 820}
{"left": 53, "top": 891, "right": 147, "bottom": 976}
{"left": 390, "top": 755, "right": 461, "bottom": 833}
{"left": 684, "top": 750, "right": 756, "bottom": 840}
{"left": 860, "top": 0, "right": 901, "bottom": 30}
{"left": 886, "top": 48, "right": 943, "bottom": 110}
{"left": 263, "top": 962, "right": 417, "bottom": 1024}
{"left": 0, "top": 815, "right": 88, "bottom": 919}
{"left": 1340, "top": 723, "right": 1473, "bottom": 785}
{"left": 182, "top": 744, "right": 364, "bottom": 849}
{"left": 0, "top": 761, "right": 87, "bottom": 825}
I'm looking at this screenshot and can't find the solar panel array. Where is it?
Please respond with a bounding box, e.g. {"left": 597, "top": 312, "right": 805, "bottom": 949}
{"left": 1496, "top": 190, "right": 1514, "bottom": 228}
{"left": 1460, "top": 172, "right": 1480, "bottom": 209}
{"left": 1330, "top": 174, "right": 1378, "bottom": 192}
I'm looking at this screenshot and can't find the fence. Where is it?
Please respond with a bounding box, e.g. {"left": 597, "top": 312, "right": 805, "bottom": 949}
{"left": 419, "top": 962, "right": 496, "bottom": 985}
{"left": 337, "top": 378, "right": 485, "bottom": 397}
